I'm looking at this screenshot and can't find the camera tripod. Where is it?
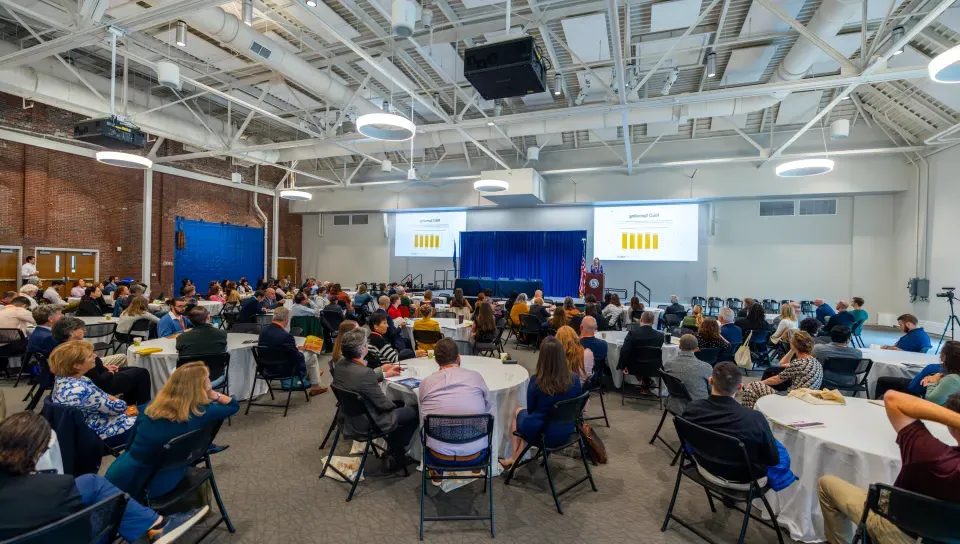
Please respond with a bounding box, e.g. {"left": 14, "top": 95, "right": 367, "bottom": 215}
{"left": 936, "top": 292, "right": 960, "bottom": 351}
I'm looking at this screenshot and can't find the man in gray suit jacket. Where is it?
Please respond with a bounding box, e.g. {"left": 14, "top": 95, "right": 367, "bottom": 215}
{"left": 331, "top": 327, "right": 419, "bottom": 472}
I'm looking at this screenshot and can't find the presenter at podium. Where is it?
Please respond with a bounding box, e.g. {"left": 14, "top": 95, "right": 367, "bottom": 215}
{"left": 589, "top": 258, "right": 604, "bottom": 274}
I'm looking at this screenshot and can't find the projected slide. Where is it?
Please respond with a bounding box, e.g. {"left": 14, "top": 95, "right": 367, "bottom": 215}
{"left": 394, "top": 212, "right": 467, "bottom": 257}
{"left": 593, "top": 204, "right": 699, "bottom": 261}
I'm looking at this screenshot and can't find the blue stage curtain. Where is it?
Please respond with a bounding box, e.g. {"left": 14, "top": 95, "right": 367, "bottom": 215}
{"left": 175, "top": 217, "right": 264, "bottom": 297}
{"left": 459, "top": 230, "right": 585, "bottom": 296}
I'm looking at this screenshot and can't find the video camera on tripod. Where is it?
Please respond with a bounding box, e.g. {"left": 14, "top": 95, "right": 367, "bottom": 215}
{"left": 936, "top": 287, "right": 956, "bottom": 299}
{"left": 936, "top": 287, "right": 959, "bottom": 351}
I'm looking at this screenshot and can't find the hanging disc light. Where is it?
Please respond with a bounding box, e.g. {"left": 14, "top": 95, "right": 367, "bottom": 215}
{"left": 775, "top": 158, "right": 835, "bottom": 177}
{"left": 356, "top": 102, "right": 416, "bottom": 141}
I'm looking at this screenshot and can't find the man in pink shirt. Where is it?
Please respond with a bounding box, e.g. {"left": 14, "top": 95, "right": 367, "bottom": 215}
{"left": 418, "top": 338, "right": 493, "bottom": 465}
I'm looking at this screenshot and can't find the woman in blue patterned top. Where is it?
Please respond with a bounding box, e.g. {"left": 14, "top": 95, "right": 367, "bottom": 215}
{"left": 49, "top": 340, "right": 136, "bottom": 447}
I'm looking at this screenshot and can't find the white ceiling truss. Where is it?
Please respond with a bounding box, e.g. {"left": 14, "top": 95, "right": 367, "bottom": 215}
{"left": 0, "top": 0, "right": 955, "bottom": 188}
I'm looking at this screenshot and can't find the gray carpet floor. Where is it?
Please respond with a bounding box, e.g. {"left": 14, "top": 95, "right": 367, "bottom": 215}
{"left": 1, "top": 326, "right": 907, "bottom": 543}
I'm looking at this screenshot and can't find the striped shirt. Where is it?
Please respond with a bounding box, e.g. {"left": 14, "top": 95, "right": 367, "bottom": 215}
{"left": 367, "top": 332, "right": 399, "bottom": 366}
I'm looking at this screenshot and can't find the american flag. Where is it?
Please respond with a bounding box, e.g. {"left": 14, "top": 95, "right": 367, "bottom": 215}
{"left": 578, "top": 255, "right": 586, "bottom": 297}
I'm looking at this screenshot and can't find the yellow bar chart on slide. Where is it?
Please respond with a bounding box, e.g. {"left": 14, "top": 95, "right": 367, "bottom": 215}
{"left": 620, "top": 232, "right": 661, "bottom": 251}
{"left": 414, "top": 234, "right": 442, "bottom": 248}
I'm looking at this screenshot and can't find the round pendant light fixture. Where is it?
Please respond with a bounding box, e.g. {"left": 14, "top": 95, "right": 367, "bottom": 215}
{"left": 356, "top": 111, "right": 416, "bottom": 141}
{"left": 929, "top": 43, "right": 960, "bottom": 83}
{"left": 95, "top": 151, "right": 152, "bottom": 169}
{"left": 775, "top": 158, "right": 835, "bottom": 177}
{"left": 279, "top": 189, "right": 312, "bottom": 200}
{"left": 473, "top": 178, "right": 509, "bottom": 192}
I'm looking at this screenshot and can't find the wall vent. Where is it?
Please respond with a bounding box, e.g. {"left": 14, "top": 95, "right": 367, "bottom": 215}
{"left": 759, "top": 200, "right": 795, "bottom": 217}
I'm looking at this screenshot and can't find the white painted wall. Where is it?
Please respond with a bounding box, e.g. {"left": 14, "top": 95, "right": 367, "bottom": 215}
{"left": 301, "top": 213, "right": 391, "bottom": 286}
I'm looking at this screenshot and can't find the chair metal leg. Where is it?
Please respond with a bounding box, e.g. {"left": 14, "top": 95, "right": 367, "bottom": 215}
{"left": 759, "top": 490, "right": 785, "bottom": 544}
{"left": 244, "top": 376, "right": 258, "bottom": 415}
{"left": 577, "top": 437, "right": 598, "bottom": 492}
{"left": 705, "top": 489, "right": 717, "bottom": 513}
{"left": 419, "top": 458, "right": 426, "bottom": 540}
{"left": 22, "top": 383, "right": 37, "bottom": 402}
{"left": 736, "top": 489, "right": 754, "bottom": 544}
{"left": 670, "top": 447, "right": 682, "bottom": 467}
{"left": 346, "top": 441, "right": 371, "bottom": 502}
{"left": 542, "top": 452, "right": 563, "bottom": 515}
{"left": 319, "top": 428, "right": 341, "bottom": 479}
{"left": 503, "top": 443, "right": 532, "bottom": 486}
{"left": 320, "top": 406, "right": 339, "bottom": 450}
{"left": 660, "top": 459, "right": 685, "bottom": 532}
{"left": 206, "top": 460, "right": 237, "bottom": 533}
{"left": 598, "top": 387, "right": 609, "bottom": 427}
{"left": 267, "top": 381, "right": 276, "bottom": 400}
{"left": 649, "top": 409, "right": 669, "bottom": 445}
{"left": 283, "top": 384, "right": 294, "bottom": 417}
{"left": 12, "top": 360, "right": 28, "bottom": 388}
{"left": 489, "top": 469, "right": 495, "bottom": 537}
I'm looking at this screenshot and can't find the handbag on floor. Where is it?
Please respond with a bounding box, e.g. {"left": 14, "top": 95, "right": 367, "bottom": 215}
{"left": 735, "top": 331, "right": 754, "bottom": 369}
{"left": 580, "top": 423, "right": 608, "bottom": 465}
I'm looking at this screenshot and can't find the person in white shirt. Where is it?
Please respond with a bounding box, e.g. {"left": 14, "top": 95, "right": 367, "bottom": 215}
{"left": 42, "top": 281, "right": 66, "bottom": 305}
{"left": 601, "top": 294, "right": 624, "bottom": 328}
{"left": 290, "top": 293, "right": 321, "bottom": 317}
{"left": 0, "top": 296, "right": 36, "bottom": 333}
{"left": 771, "top": 304, "right": 799, "bottom": 340}
{"left": 20, "top": 256, "right": 38, "bottom": 283}
{"left": 18, "top": 284, "right": 39, "bottom": 310}
{"left": 69, "top": 279, "right": 87, "bottom": 298}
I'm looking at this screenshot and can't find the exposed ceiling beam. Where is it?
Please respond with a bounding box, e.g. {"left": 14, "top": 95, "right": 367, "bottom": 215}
{"left": 606, "top": 0, "right": 632, "bottom": 173}
{"left": 754, "top": 0, "right": 858, "bottom": 74}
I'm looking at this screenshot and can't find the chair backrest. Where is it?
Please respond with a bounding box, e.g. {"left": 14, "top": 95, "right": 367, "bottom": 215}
{"left": 519, "top": 313, "right": 542, "bottom": 334}
{"left": 657, "top": 304, "right": 669, "bottom": 311}
{"left": 129, "top": 318, "right": 152, "bottom": 334}
{"left": 137, "top": 422, "right": 222, "bottom": 502}
{"left": 626, "top": 346, "right": 663, "bottom": 378}
{"left": 177, "top": 352, "right": 230, "bottom": 383}
{"left": 695, "top": 348, "right": 721, "bottom": 365}
{"left": 568, "top": 315, "right": 583, "bottom": 331}
{"left": 800, "top": 301, "right": 815, "bottom": 315}
{"left": 330, "top": 385, "right": 385, "bottom": 436}
{"left": 762, "top": 299, "right": 780, "bottom": 313}
{"left": 663, "top": 313, "right": 681, "bottom": 327}
{"left": 434, "top": 311, "right": 455, "bottom": 319}
{"left": 534, "top": 392, "right": 590, "bottom": 440}
{"left": 659, "top": 370, "right": 693, "bottom": 403}
{"left": 707, "top": 297, "right": 724, "bottom": 309}
{"left": 864, "top": 483, "right": 960, "bottom": 542}
{"left": 82, "top": 322, "right": 117, "bottom": 340}
{"left": 823, "top": 357, "right": 872, "bottom": 386}
{"left": 674, "top": 416, "right": 763, "bottom": 484}
{"left": 2, "top": 491, "right": 128, "bottom": 544}
{"left": 289, "top": 327, "right": 303, "bottom": 337}
{"left": 255, "top": 314, "right": 274, "bottom": 326}
{"left": 780, "top": 299, "right": 792, "bottom": 306}
{"left": 690, "top": 296, "right": 706, "bottom": 307}
{"left": 851, "top": 319, "right": 866, "bottom": 336}
{"left": 422, "top": 414, "right": 494, "bottom": 453}
{"left": 322, "top": 308, "right": 345, "bottom": 330}
{"left": 749, "top": 329, "right": 770, "bottom": 344}
{"left": 414, "top": 328, "right": 444, "bottom": 346}
{"left": 251, "top": 345, "right": 299, "bottom": 378}
{"left": 725, "top": 298, "right": 742, "bottom": 311}
{"left": 231, "top": 323, "right": 261, "bottom": 335}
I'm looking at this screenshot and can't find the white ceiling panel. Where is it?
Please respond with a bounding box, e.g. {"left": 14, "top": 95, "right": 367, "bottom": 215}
{"left": 462, "top": 0, "right": 506, "bottom": 9}
{"left": 561, "top": 13, "right": 610, "bottom": 62}
{"left": 808, "top": 33, "right": 862, "bottom": 75}
{"left": 588, "top": 128, "right": 619, "bottom": 142}
{"left": 422, "top": 43, "right": 466, "bottom": 83}
{"left": 647, "top": 120, "right": 679, "bottom": 137}
{"left": 776, "top": 90, "right": 824, "bottom": 125}
{"left": 485, "top": 139, "right": 514, "bottom": 151}
{"left": 888, "top": 47, "right": 960, "bottom": 112}
{"left": 738, "top": 0, "right": 805, "bottom": 38}
{"left": 535, "top": 133, "right": 562, "bottom": 148}
{"left": 845, "top": 0, "right": 906, "bottom": 24}
{"left": 938, "top": 7, "right": 960, "bottom": 34}
{"left": 709, "top": 114, "right": 748, "bottom": 131}
{"left": 650, "top": 0, "right": 702, "bottom": 33}
{"left": 358, "top": 57, "right": 420, "bottom": 97}
{"left": 576, "top": 68, "right": 615, "bottom": 100}
{"left": 283, "top": 1, "right": 359, "bottom": 44}
{"left": 724, "top": 45, "right": 778, "bottom": 85}
{"left": 635, "top": 34, "right": 709, "bottom": 68}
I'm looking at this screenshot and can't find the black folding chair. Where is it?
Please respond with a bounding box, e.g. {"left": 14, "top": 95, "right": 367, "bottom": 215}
{"left": 649, "top": 371, "right": 691, "bottom": 466}
{"left": 83, "top": 323, "right": 117, "bottom": 356}
{"left": 413, "top": 329, "right": 444, "bottom": 351}
{"left": 472, "top": 328, "right": 500, "bottom": 358}
{"left": 747, "top": 329, "right": 772, "bottom": 371}
{"left": 178, "top": 352, "right": 231, "bottom": 425}
{"left": 852, "top": 483, "right": 960, "bottom": 544}
{"left": 851, "top": 319, "right": 867, "bottom": 348}
{"left": 582, "top": 360, "right": 609, "bottom": 427}
{"left": 695, "top": 348, "right": 721, "bottom": 366}
{"left": 318, "top": 359, "right": 339, "bottom": 451}
{"left": 0, "top": 328, "right": 28, "bottom": 379}
{"left": 12, "top": 350, "right": 35, "bottom": 388}
{"left": 706, "top": 297, "right": 724, "bottom": 317}
{"left": 662, "top": 416, "right": 785, "bottom": 544}
{"left": 230, "top": 323, "right": 261, "bottom": 335}
{"left": 762, "top": 299, "right": 780, "bottom": 314}
{"left": 822, "top": 357, "right": 874, "bottom": 398}
{"left": 503, "top": 392, "right": 596, "bottom": 514}
{"left": 419, "top": 414, "right": 495, "bottom": 539}
{"left": 568, "top": 315, "right": 583, "bottom": 332}
{"left": 725, "top": 298, "right": 743, "bottom": 313}
{"left": 254, "top": 314, "right": 274, "bottom": 327}
{"left": 663, "top": 313, "right": 681, "bottom": 330}
{"left": 220, "top": 303, "right": 239, "bottom": 330}
{"left": 24, "top": 353, "right": 53, "bottom": 411}
{"left": 110, "top": 318, "right": 151, "bottom": 354}
{"left": 246, "top": 346, "right": 309, "bottom": 417}
{"left": 622, "top": 346, "right": 663, "bottom": 408}
{"left": 0, "top": 491, "right": 128, "bottom": 544}
{"left": 518, "top": 313, "right": 545, "bottom": 350}
{"left": 133, "top": 422, "right": 235, "bottom": 541}
{"left": 319, "top": 386, "right": 396, "bottom": 501}
{"left": 690, "top": 296, "right": 706, "bottom": 308}
{"left": 800, "top": 300, "right": 816, "bottom": 318}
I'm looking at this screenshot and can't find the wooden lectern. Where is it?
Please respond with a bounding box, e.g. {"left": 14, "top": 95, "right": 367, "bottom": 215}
{"left": 584, "top": 273, "right": 604, "bottom": 301}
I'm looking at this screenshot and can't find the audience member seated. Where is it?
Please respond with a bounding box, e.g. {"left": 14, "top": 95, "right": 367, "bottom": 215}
{"left": 509, "top": 293, "right": 529, "bottom": 326}
{"left": 470, "top": 293, "right": 487, "bottom": 321}
{"left": 207, "top": 285, "right": 226, "bottom": 303}
{"left": 682, "top": 363, "right": 795, "bottom": 494}
{"left": 413, "top": 305, "right": 442, "bottom": 351}
{"left": 664, "top": 334, "right": 712, "bottom": 413}
{"left": 629, "top": 297, "right": 645, "bottom": 323}
{"left": 420, "top": 289, "right": 435, "bottom": 308}
{"left": 471, "top": 303, "right": 498, "bottom": 349}
{"left": 736, "top": 298, "right": 755, "bottom": 319}
{"left": 225, "top": 287, "right": 242, "bottom": 305}
{"left": 578, "top": 316, "right": 608, "bottom": 362}
{"left": 498, "top": 337, "right": 583, "bottom": 470}
{"left": 556, "top": 325, "right": 593, "bottom": 384}
{"left": 376, "top": 296, "right": 410, "bottom": 353}
{"left": 850, "top": 296, "right": 868, "bottom": 326}
{"left": 548, "top": 305, "right": 569, "bottom": 331}
{"left": 102, "top": 276, "right": 119, "bottom": 296}
{"left": 70, "top": 279, "right": 87, "bottom": 298}
{"left": 179, "top": 279, "right": 193, "bottom": 296}
{"left": 332, "top": 328, "right": 416, "bottom": 472}
{"left": 181, "top": 285, "right": 198, "bottom": 305}
{"left": 387, "top": 294, "right": 404, "bottom": 320}
{"left": 741, "top": 331, "right": 823, "bottom": 409}
{"left": 562, "top": 296, "right": 580, "bottom": 318}
{"left": 527, "top": 297, "right": 551, "bottom": 329}
{"left": 259, "top": 307, "right": 326, "bottom": 395}
{"left": 718, "top": 307, "right": 742, "bottom": 345}
{"left": 398, "top": 287, "right": 413, "bottom": 309}
{"left": 76, "top": 286, "right": 106, "bottom": 317}
{"left": 922, "top": 340, "right": 960, "bottom": 406}
{"left": 583, "top": 303, "right": 602, "bottom": 328}
{"left": 824, "top": 300, "right": 855, "bottom": 333}
{"left": 681, "top": 304, "right": 703, "bottom": 330}
{"left": 0, "top": 412, "right": 206, "bottom": 544}
{"left": 261, "top": 288, "right": 279, "bottom": 310}
{"left": 291, "top": 292, "right": 321, "bottom": 317}
{"left": 44, "top": 280, "right": 66, "bottom": 305}
{"left": 601, "top": 294, "right": 623, "bottom": 329}
{"left": 881, "top": 313, "right": 932, "bottom": 353}
{"left": 695, "top": 318, "right": 730, "bottom": 351}
{"left": 812, "top": 326, "right": 863, "bottom": 365}
{"left": 771, "top": 304, "right": 798, "bottom": 340}
{"left": 814, "top": 298, "right": 836, "bottom": 325}
{"left": 735, "top": 303, "right": 770, "bottom": 335}
{"left": 666, "top": 295, "right": 687, "bottom": 321}
{"left": 818, "top": 391, "right": 960, "bottom": 543}
{"left": 49, "top": 340, "right": 137, "bottom": 447}
{"left": 419, "top": 338, "right": 493, "bottom": 471}
{"left": 118, "top": 296, "right": 160, "bottom": 335}
{"left": 353, "top": 284, "right": 373, "bottom": 308}
{"left": 617, "top": 311, "right": 663, "bottom": 393}
{"left": 368, "top": 313, "right": 408, "bottom": 366}
{"left": 27, "top": 304, "right": 61, "bottom": 357}
{"left": 800, "top": 317, "right": 828, "bottom": 344}
{"left": 176, "top": 306, "right": 227, "bottom": 359}
{"left": 52, "top": 318, "right": 150, "bottom": 406}
{"left": 18, "top": 284, "right": 38, "bottom": 309}
{"left": 106, "top": 362, "right": 238, "bottom": 497}
{"left": 0, "top": 291, "right": 14, "bottom": 307}
{"left": 110, "top": 285, "right": 131, "bottom": 317}
{"left": 237, "top": 291, "right": 266, "bottom": 324}
{"left": 0, "top": 296, "right": 35, "bottom": 346}
{"left": 157, "top": 297, "right": 192, "bottom": 338}
{"left": 449, "top": 288, "right": 473, "bottom": 320}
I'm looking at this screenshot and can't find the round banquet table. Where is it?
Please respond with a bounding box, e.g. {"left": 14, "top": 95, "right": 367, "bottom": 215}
{"left": 602, "top": 330, "right": 679, "bottom": 388}
{"left": 379, "top": 355, "right": 529, "bottom": 475}
{"left": 148, "top": 300, "right": 223, "bottom": 316}
{"left": 755, "top": 395, "right": 955, "bottom": 542}
{"left": 860, "top": 348, "right": 939, "bottom": 397}
{"left": 399, "top": 317, "right": 474, "bottom": 354}
{"left": 126, "top": 333, "right": 313, "bottom": 400}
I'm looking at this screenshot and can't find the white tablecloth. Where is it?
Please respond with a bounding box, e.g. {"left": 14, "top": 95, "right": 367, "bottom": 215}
{"left": 400, "top": 317, "right": 474, "bottom": 353}
{"left": 148, "top": 300, "right": 223, "bottom": 315}
{"left": 755, "top": 395, "right": 955, "bottom": 542}
{"left": 126, "top": 333, "right": 312, "bottom": 400}
{"left": 603, "top": 331, "right": 678, "bottom": 388}
{"left": 860, "top": 348, "right": 938, "bottom": 397}
{"left": 380, "top": 355, "right": 529, "bottom": 475}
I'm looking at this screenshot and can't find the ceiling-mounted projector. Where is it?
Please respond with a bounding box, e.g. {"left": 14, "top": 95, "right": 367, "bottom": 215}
{"left": 74, "top": 115, "right": 146, "bottom": 150}
{"left": 464, "top": 35, "right": 546, "bottom": 100}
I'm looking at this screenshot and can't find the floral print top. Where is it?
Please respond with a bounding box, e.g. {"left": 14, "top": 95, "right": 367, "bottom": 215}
{"left": 52, "top": 376, "right": 135, "bottom": 439}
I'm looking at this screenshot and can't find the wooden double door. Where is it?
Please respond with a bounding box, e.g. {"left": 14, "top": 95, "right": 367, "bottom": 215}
{"left": 36, "top": 249, "right": 97, "bottom": 299}
{"left": 277, "top": 257, "right": 298, "bottom": 285}
{"left": 0, "top": 248, "right": 19, "bottom": 294}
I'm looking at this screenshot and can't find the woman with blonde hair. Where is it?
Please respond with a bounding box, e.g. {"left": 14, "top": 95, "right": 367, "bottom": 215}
{"left": 771, "top": 303, "right": 799, "bottom": 340}
{"left": 682, "top": 304, "right": 704, "bottom": 330}
{"left": 332, "top": 320, "right": 360, "bottom": 362}
{"left": 118, "top": 295, "right": 160, "bottom": 334}
{"left": 555, "top": 326, "right": 594, "bottom": 383}
{"left": 105, "top": 362, "right": 238, "bottom": 497}
{"left": 413, "top": 304, "right": 442, "bottom": 351}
